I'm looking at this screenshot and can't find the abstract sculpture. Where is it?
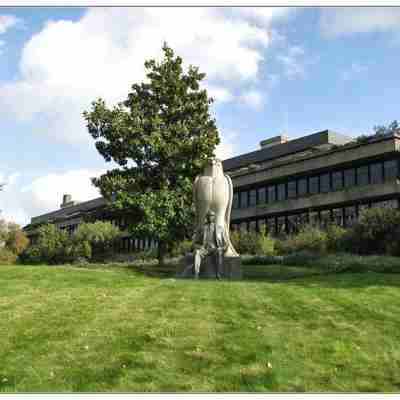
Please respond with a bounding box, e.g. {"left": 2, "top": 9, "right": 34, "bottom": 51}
{"left": 178, "top": 158, "right": 241, "bottom": 279}
{"left": 192, "top": 158, "right": 238, "bottom": 258}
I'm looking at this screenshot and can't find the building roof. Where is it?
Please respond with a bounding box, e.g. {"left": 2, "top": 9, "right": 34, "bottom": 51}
{"left": 30, "top": 196, "right": 107, "bottom": 225}
{"left": 222, "top": 130, "right": 352, "bottom": 172}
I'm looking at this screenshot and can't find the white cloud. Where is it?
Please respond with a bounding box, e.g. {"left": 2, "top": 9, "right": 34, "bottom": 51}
{"left": 0, "top": 15, "right": 22, "bottom": 34}
{"left": 0, "top": 7, "right": 292, "bottom": 149}
{"left": 276, "top": 45, "right": 306, "bottom": 78}
{"left": 0, "top": 8, "right": 275, "bottom": 144}
{"left": 320, "top": 7, "right": 400, "bottom": 38}
{"left": 234, "top": 7, "right": 292, "bottom": 25}
{"left": 0, "top": 169, "right": 104, "bottom": 226}
{"left": 239, "top": 90, "right": 264, "bottom": 109}
{"left": 204, "top": 84, "right": 234, "bottom": 104}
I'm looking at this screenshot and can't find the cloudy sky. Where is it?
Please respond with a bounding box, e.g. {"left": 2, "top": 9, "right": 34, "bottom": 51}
{"left": 1, "top": 6, "right": 400, "bottom": 225}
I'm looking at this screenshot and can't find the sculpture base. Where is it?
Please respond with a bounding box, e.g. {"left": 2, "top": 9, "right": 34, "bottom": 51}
{"left": 178, "top": 253, "right": 242, "bottom": 280}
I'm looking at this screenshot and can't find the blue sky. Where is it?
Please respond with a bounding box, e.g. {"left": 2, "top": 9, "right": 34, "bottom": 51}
{"left": 1, "top": 7, "right": 400, "bottom": 225}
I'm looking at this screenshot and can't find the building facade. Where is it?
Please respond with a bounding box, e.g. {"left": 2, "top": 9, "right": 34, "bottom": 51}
{"left": 226, "top": 130, "right": 400, "bottom": 235}
{"left": 25, "top": 129, "right": 400, "bottom": 248}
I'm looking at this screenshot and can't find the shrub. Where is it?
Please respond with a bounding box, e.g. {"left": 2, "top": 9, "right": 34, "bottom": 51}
{"left": 326, "top": 224, "right": 349, "bottom": 253}
{"left": 0, "top": 220, "right": 29, "bottom": 256}
{"left": 0, "top": 248, "right": 17, "bottom": 265}
{"left": 230, "top": 230, "right": 275, "bottom": 255}
{"left": 5, "top": 225, "right": 29, "bottom": 255}
{"left": 279, "top": 225, "right": 328, "bottom": 255}
{"left": 73, "top": 221, "right": 122, "bottom": 261}
{"left": 256, "top": 231, "right": 276, "bottom": 256}
{"left": 18, "top": 224, "right": 72, "bottom": 265}
{"left": 347, "top": 207, "right": 400, "bottom": 255}
{"left": 170, "top": 239, "right": 193, "bottom": 257}
{"left": 18, "top": 245, "right": 42, "bottom": 265}
{"left": 230, "top": 231, "right": 241, "bottom": 254}
{"left": 71, "top": 240, "right": 92, "bottom": 261}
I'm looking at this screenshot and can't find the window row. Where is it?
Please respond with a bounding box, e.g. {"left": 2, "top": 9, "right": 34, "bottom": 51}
{"left": 118, "top": 237, "right": 158, "bottom": 253}
{"left": 233, "top": 159, "right": 399, "bottom": 209}
{"left": 231, "top": 199, "right": 399, "bottom": 236}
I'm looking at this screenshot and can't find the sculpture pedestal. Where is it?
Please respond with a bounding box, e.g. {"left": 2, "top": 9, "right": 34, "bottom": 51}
{"left": 178, "top": 253, "right": 242, "bottom": 280}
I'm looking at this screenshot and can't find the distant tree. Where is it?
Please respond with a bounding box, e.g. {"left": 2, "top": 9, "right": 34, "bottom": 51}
{"left": 5, "top": 222, "right": 29, "bottom": 255}
{"left": 374, "top": 120, "right": 400, "bottom": 136}
{"left": 356, "top": 120, "right": 400, "bottom": 144}
{"left": 83, "top": 43, "right": 220, "bottom": 265}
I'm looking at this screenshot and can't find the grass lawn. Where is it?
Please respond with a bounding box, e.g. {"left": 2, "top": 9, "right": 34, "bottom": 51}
{"left": 1, "top": 264, "right": 400, "bottom": 392}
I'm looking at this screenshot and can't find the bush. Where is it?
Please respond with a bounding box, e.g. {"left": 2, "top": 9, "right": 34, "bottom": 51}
{"left": 279, "top": 225, "right": 328, "bottom": 255}
{"left": 73, "top": 221, "right": 122, "bottom": 261}
{"left": 0, "top": 220, "right": 29, "bottom": 256}
{"left": 346, "top": 207, "right": 400, "bottom": 255}
{"left": 18, "top": 224, "right": 72, "bottom": 265}
{"left": 170, "top": 239, "right": 193, "bottom": 257}
{"left": 18, "top": 245, "right": 42, "bottom": 265}
{"left": 0, "top": 248, "right": 17, "bottom": 265}
{"left": 326, "top": 224, "right": 349, "bottom": 253}
{"left": 230, "top": 230, "right": 276, "bottom": 255}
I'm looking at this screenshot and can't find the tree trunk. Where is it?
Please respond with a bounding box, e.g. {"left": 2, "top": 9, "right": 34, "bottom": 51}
{"left": 157, "top": 241, "right": 167, "bottom": 267}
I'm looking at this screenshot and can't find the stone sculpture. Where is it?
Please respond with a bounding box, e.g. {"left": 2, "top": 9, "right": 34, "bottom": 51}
{"left": 193, "top": 210, "right": 224, "bottom": 279}
{"left": 192, "top": 158, "right": 238, "bottom": 258}
{"left": 179, "top": 158, "right": 241, "bottom": 279}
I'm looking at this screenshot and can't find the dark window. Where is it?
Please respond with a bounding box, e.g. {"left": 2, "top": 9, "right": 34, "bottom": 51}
{"left": 240, "top": 191, "right": 248, "bottom": 208}
{"left": 370, "top": 163, "right": 383, "bottom": 184}
{"left": 384, "top": 160, "right": 398, "bottom": 181}
{"left": 332, "top": 208, "right": 343, "bottom": 226}
{"left": 249, "top": 220, "right": 257, "bottom": 232}
{"left": 277, "top": 216, "right": 286, "bottom": 234}
{"left": 344, "top": 206, "right": 357, "bottom": 227}
{"left": 310, "top": 211, "right": 320, "bottom": 226}
{"left": 267, "top": 217, "right": 276, "bottom": 235}
{"left": 287, "top": 215, "right": 298, "bottom": 234}
{"left": 277, "top": 183, "right": 286, "bottom": 201}
{"left": 233, "top": 193, "right": 239, "bottom": 209}
{"left": 357, "top": 165, "right": 369, "bottom": 186}
{"left": 258, "top": 219, "right": 266, "bottom": 234}
{"left": 267, "top": 185, "right": 276, "bottom": 203}
{"left": 257, "top": 187, "right": 266, "bottom": 204}
{"left": 249, "top": 189, "right": 257, "bottom": 206}
{"left": 320, "top": 210, "right": 331, "bottom": 227}
{"left": 287, "top": 180, "right": 297, "bottom": 198}
{"left": 309, "top": 176, "right": 319, "bottom": 194}
{"left": 320, "top": 173, "right": 330, "bottom": 193}
{"left": 332, "top": 171, "right": 343, "bottom": 191}
{"left": 298, "top": 178, "right": 308, "bottom": 196}
{"left": 344, "top": 168, "right": 356, "bottom": 188}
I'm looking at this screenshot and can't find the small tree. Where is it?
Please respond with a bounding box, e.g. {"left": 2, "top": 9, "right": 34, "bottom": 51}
{"left": 5, "top": 223, "right": 29, "bottom": 255}
{"left": 73, "top": 221, "right": 121, "bottom": 261}
{"left": 84, "top": 44, "right": 219, "bottom": 265}
{"left": 25, "top": 224, "right": 71, "bottom": 264}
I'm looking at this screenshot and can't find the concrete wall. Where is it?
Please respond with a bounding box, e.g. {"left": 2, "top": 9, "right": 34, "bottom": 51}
{"left": 231, "top": 137, "right": 399, "bottom": 188}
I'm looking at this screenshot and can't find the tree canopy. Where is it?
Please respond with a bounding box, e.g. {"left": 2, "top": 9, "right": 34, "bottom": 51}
{"left": 83, "top": 43, "right": 220, "bottom": 263}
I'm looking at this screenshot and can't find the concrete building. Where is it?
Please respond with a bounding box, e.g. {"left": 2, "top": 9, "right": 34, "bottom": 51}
{"left": 226, "top": 130, "right": 400, "bottom": 235}
{"left": 25, "top": 129, "right": 400, "bottom": 248}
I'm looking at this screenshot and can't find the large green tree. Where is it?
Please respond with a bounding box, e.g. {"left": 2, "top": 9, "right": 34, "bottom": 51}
{"left": 83, "top": 44, "right": 220, "bottom": 265}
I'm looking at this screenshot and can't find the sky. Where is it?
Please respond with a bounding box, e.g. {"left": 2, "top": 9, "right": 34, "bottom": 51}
{"left": 1, "top": 6, "right": 400, "bottom": 226}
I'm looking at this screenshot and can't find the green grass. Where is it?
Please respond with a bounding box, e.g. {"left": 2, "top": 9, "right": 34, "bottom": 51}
{"left": 1, "top": 264, "right": 400, "bottom": 392}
